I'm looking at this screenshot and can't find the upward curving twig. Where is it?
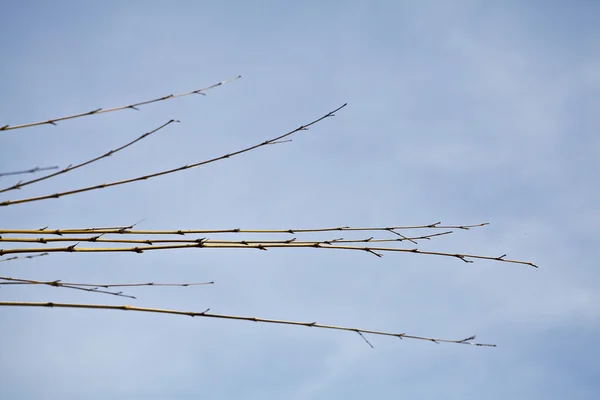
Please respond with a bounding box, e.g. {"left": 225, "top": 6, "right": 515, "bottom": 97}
{"left": 0, "top": 104, "right": 347, "bottom": 207}
{"left": 0, "top": 301, "right": 497, "bottom": 347}
{"left": 0, "top": 76, "right": 241, "bottom": 131}
{"left": 0, "top": 120, "right": 176, "bottom": 194}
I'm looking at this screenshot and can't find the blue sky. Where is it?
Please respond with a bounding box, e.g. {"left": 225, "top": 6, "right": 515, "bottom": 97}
{"left": 1, "top": 1, "right": 599, "bottom": 398}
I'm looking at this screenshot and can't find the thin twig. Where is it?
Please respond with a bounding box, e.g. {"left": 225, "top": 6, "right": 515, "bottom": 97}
{"left": 0, "top": 76, "right": 241, "bottom": 131}
{"left": 0, "top": 276, "right": 136, "bottom": 298}
{"left": 28, "top": 220, "right": 147, "bottom": 235}
{"left": 0, "top": 166, "right": 59, "bottom": 178}
{"left": 0, "top": 231, "right": 452, "bottom": 245}
{"left": 0, "top": 276, "right": 214, "bottom": 288}
{"left": 0, "top": 223, "right": 487, "bottom": 236}
{"left": 0, "top": 104, "right": 347, "bottom": 207}
{"left": 0, "top": 120, "right": 176, "bottom": 193}
{"left": 0, "top": 276, "right": 214, "bottom": 299}
{"left": 0, "top": 253, "right": 48, "bottom": 263}
{"left": 0, "top": 241, "right": 537, "bottom": 267}
{"left": 0, "top": 301, "right": 497, "bottom": 347}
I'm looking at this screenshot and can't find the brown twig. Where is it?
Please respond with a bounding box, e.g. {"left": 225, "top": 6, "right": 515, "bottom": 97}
{"left": 0, "top": 241, "right": 537, "bottom": 267}
{"left": 0, "top": 120, "right": 177, "bottom": 193}
{"left": 0, "top": 231, "right": 452, "bottom": 245}
{"left": 0, "top": 104, "right": 347, "bottom": 207}
{"left": 0, "top": 301, "right": 497, "bottom": 347}
{"left": 0, "top": 223, "right": 487, "bottom": 236}
{"left": 0, "top": 166, "right": 59, "bottom": 178}
{"left": 26, "top": 220, "right": 147, "bottom": 235}
{"left": 0, "top": 76, "right": 241, "bottom": 131}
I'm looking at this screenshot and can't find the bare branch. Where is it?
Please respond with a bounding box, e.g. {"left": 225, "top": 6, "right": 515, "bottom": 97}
{"left": 0, "top": 76, "right": 240, "bottom": 132}
{"left": 0, "top": 120, "right": 176, "bottom": 193}
{"left": 0, "top": 301, "right": 497, "bottom": 347}
{"left": 0, "top": 276, "right": 137, "bottom": 298}
{"left": 0, "top": 231, "right": 452, "bottom": 245}
{"left": 0, "top": 276, "right": 214, "bottom": 299}
{"left": 0, "top": 223, "right": 487, "bottom": 236}
{"left": 0, "top": 276, "right": 214, "bottom": 288}
{"left": 0, "top": 166, "right": 59, "bottom": 178}
{"left": 0, "top": 104, "right": 347, "bottom": 207}
{"left": 0, "top": 253, "right": 48, "bottom": 263}
{"left": 0, "top": 241, "right": 537, "bottom": 267}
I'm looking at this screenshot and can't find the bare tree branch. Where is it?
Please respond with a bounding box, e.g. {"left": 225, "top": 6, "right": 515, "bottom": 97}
{"left": 0, "top": 76, "right": 241, "bottom": 131}
{"left": 0, "top": 166, "right": 59, "bottom": 178}
{"left": 0, "top": 253, "right": 48, "bottom": 263}
{"left": 0, "top": 276, "right": 137, "bottom": 299}
{"left": 0, "top": 231, "right": 452, "bottom": 245}
{"left": 0, "top": 276, "right": 214, "bottom": 299}
{"left": 0, "top": 223, "right": 487, "bottom": 236}
{"left": 0, "top": 120, "right": 177, "bottom": 193}
{"left": 1, "top": 77, "right": 537, "bottom": 352}
{"left": 0, "top": 241, "right": 536, "bottom": 267}
{"left": 0, "top": 104, "right": 347, "bottom": 207}
{"left": 0, "top": 301, "right": 497, "bottom": 347}
{"left": 0, "top": 276, "right": 214, "bottom": 288}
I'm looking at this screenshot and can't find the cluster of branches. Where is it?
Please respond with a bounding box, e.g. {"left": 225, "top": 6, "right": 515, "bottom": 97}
{"left": 0, "top": 77, "right": 536, "bottom": 348}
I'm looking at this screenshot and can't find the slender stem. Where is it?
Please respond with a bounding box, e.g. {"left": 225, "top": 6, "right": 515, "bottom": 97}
{"left": 0, "top": 104, "right": 346, "bottom": 207}
{"left": 0, "top": 301, "right": 496, "bottom": 347}
{"left": 0, "top": 223, "right": 487, "bottom": 236}
{"left": 0, "top": 120, "right": 176, "bottom": 193}
{"left": 1, "top": 76, "right": 240, "bottom": 131}
{"left": 0, "top": 276, "right": 214, "bottom": 288}
{"left": 0, "top": 241, "right": 537, "bottom": 267}
{"left": 0, "top": 276, "right": 136, "bottom": 298}
{"left": 0, "top": 231, "right": 452, "bottom": 245}
{"left": 0, "top": 253, "right": 48, "bottom": 263}
{"left": 0, "top": 166, "right": 59, "bottom": 178}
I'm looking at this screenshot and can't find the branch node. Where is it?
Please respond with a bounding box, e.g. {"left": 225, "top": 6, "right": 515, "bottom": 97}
{"left": 356, "top": 330, "right": 374, "bottom": 348}
{"left": 461, "top": 335, "right": 476, "bottom": 343}
{"left": 365, "top": 248, "right": 383, "bottom": 257}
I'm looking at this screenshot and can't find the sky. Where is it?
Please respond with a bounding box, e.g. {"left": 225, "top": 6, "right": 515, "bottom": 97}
{"left": 0, "top": 0, "right": 599, "bottom": 398}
